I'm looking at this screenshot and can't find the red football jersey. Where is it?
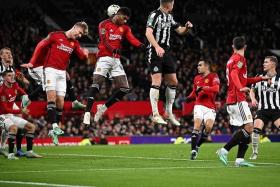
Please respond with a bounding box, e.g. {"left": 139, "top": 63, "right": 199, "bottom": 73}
{"left": 226, "top": 53, "right": 248, "bottom": 104}
{"left": 189, "top": 73, "right": 220, "bottom": 109}
{"left": 0, "top": 83, "right": 26, "bottom": 114}
{"left": 97, "top": 19, "right": 142, "bottom": 58}
{"left": 29, "top": 31, "right": 87, "bottom": 70}
{"left": 226, "top": 53, "right": 263, "bottom": 104}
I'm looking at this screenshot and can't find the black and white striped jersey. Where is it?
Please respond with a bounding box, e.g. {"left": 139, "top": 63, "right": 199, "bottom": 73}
{"left": 146, "top": 9, "right": 180, "bottom": 49}
{"left": 0, "top": 61, "right": 15, "bottom": 84}
{"left": 252, "top": 74, "right": 280, "bottom": 110}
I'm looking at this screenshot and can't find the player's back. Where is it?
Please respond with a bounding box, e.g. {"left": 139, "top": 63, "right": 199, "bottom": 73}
{"left": 226, "top": 53, "right": 247, "bottom": 104}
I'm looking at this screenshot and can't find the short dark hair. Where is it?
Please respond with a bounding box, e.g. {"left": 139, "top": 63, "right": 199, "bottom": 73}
{"left": 160, "top": 0, "right": 174, "bottom": 5}
{"left": 199, "top": 59, "right": 212, "bottom": 68}
{"left": 265, "top": 56, "right": 278, "bottom": 65}
{"left": 0, "top": 47, "right": 12, "bottom": 56}
{"left": 117, "top": 7, "right": 131, "bottom": 17}
{"left": 2, "top": 70, "right": 14, "bottom": 76}
{"left": 233, "top": 36, "right": 246, "bottom": 50}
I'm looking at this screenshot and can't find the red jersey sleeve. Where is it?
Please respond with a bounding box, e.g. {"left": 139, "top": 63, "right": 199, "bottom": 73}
{"left": 15, "top": 83, "right": 27, "bottom": 96}
{"left": 125, "top": 26, "right": 142, "bottom": 47}
{"left": 29, "top": 34, "right": 54, "bottom": 65}
{"left": 74, "top": 42, "right": 87, "bottom": 60}
{"left": 246, "top": 77, "right": 263, "bottom": 85}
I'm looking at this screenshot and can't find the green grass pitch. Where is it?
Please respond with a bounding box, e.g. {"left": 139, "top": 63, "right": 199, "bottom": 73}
{"left": 0, "top": 143, "right": 279, "bottom": 187}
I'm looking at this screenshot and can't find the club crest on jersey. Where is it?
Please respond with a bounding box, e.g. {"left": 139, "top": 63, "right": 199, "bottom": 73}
{"left": 237, "top": 61, "right": 243, "bottom": 68}
{"left": 205, "top": 79, "right": 209, "bottom": 83}
{"left": 15, "top": 90, "right": 17, "bottom": 95}
{"left": 70, "top": 42, "right": 74, "bottom": 47}
{"left": 119, "top": 27, "right": 124, "bottom": 32}
{"left": 153, "top": 66, "right": 159, "bottom": 72}
{"left": 101, "top": 28, "right": 106, "bottom": 34}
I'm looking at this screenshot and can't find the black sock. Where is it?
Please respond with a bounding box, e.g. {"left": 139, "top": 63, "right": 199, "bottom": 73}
{"left": 29, "top": 85, "right": 43, "bottom": 101}
{"left": 191, "top": 129, "right": 200, "bottom": 151}
{"left": 105, "top": 87, "right": 130, "bottom": 108}
{"left": 224, "top": 128, "right": 249, "bottom": 151}
{"left": 56, "top": 108, "right": 63, "bottom": 124}
{"left": 26, "top": 133, "right": 34, "bottom": 151}
{"left": 16, "top": 129, "right": 24, "bottom": 151}
{"left": 86, "top": 85, "right": 99, "bottom": 112}
{"left": 47, "top": 101, "right": 57, "bottom": 124}
{"left": 237, "top": 142, "right": 249, "bottom": 158}
{"left": 67, "top": 80, "right": 76, "bottom": 102}
{"left": 197, "top": 131, "right": 209, "bottom": 147}
{"left": 8, "top": 133, "right": 16, "bottom": 154}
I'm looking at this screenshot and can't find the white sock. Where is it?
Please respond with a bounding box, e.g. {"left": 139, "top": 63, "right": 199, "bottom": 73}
{"left": 221, "top": 148, "right": 229, "bottom": 154}
{"left": 165, "top": 86, "right": 176, "bottom": 115}
{"left": 235, "top": 158, "right": 244, "bottom": 163}
{"left": 252, "top": 132, "right": 259, "bottom": 154}
{"left": 52, "top": 123, "right": 59, "bottom": 129}
{"left": 150, "top": 87, "right": 160, "bottom": 115}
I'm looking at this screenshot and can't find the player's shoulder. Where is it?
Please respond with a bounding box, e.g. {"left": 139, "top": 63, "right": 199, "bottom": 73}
{"left": 210, "top": 72, "right": 219, "bottom": 78}
{"left": 99, "top": 19, "right": 111, "bottom": 27}
{"left": 194, "top": 74, "right": 201, "bottom": 80}
{"left": 48, "top": 31, "right": 65, "bottom": 39}
{"left": 148, "top": 9, "right": 161, "bottom": 17}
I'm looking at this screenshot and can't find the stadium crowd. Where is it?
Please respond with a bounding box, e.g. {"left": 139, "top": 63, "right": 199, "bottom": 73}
{"left": 1, "top": 0, "right": 279, "bottom": 138}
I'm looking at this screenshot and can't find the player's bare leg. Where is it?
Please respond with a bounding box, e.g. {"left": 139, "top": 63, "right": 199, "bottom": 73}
{"left": 250, "top": 119, "right": 264, "bottom": 159}
{"left": 94, "top": 75, "right": 130, "bottom": 122}
{"left": 24, "top": 122, "right": 42, "bottom": 158}
{"left": 197, "top": 119, "right": 214, "bottom": 149}
{"left": 83, "top": 75, "right": 106, "bottom": 125}
{"left": 190, "top": 118, "right": 202, "bottom": 160}
{"left": 150, "top": 73, "right": 166, "bottom": 125}
{"left": 164, "top": 73, "right": 180, "bottom": 126}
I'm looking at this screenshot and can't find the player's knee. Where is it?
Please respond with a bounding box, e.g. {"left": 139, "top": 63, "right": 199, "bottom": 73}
{"left": 25, "top": 123, "right": 36, "bottom": 133}
{"left": 244, "top": 123, "right": 254, "bottom": 134}
{"left": 9, "top": 125, "right": 17, "bottom": 134}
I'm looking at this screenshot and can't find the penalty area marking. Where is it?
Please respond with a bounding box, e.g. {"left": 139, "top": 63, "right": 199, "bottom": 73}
{"left": 41, "top": 153, "right": 280, "bottom": 166}
{"left": 0, "top": 180, "right": 95, "bottom": 187}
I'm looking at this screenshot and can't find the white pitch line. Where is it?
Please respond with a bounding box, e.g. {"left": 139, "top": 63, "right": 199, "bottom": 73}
{"left": 0, "top": 180, "right": 95, "bottom": 187}
{"left": 41, "top": 153, "right": 280, "bottom": 166}
{"left": 0, "top": 166, "right": 230, "bottom": 174}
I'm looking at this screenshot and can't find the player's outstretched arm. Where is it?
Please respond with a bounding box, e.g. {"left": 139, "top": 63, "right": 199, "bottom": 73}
{"left": 249, "top": 88, "right": 258, "bottom": 107}
{"left": 125, "top": 28, "right": 143, "bottom": 48}
{"left": 175, "top": 21, "right": 193, "bottom": 35}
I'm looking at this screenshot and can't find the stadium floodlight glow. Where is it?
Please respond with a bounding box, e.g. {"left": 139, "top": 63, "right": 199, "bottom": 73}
{"left": 107, "top": 4, "right": 120, "bottom": 17}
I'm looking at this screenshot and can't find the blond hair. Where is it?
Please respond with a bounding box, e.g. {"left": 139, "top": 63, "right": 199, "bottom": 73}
{"left": 74, "top": 21, "right": 89, "bottom": 35}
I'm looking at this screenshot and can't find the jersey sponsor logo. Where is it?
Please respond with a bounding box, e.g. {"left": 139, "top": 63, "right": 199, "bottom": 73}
{"left": 237, "top": 61, "right": 243, "bottom": 68}
{"left": 8, "top": 95, "right": 16, "bottom": 102}
{"left": 57, "top": 44, "right": 73, "bottom": 54}
{"left": 161, "top": 22, "right": 171, "bottom": 28}
{"left": 109, "top": 34, "right": 122, "bottom": 40}
{"left": 261, "top": 86, "right": 277, "bottom": 93}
